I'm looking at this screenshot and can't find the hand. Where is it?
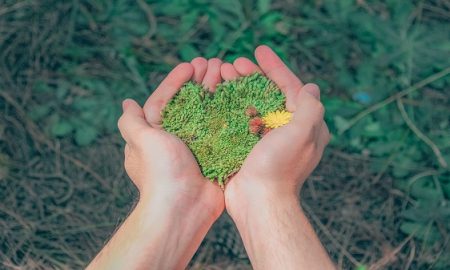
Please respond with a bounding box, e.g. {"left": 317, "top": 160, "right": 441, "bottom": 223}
{"left": 222, "top": 45, "right": 330, "bottom": 212}
{"left": 220, "top": 46, "right": 334, "bottom": 270}
{"left": 119, "top": 61, "right": 225, "bottom": 218}
{"left": 88, "top": 61, "right": 227, "bottom": 270}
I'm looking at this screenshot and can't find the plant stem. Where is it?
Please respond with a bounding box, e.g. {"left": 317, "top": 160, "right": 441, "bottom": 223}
{"left": 397, "top": 99, "right": 448, "bottom": 169}
{"left": 339, "top": 66, "right": 450, "bottom": 135}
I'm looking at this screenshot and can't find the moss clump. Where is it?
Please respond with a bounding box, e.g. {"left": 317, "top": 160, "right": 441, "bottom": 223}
{"left": 162, "top": 73, "right": 286, "bottom": 185}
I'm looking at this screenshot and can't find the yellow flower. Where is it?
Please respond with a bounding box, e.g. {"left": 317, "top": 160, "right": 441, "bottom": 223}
{"left": 262, "top": 110, "right": 292, "bottom": 129}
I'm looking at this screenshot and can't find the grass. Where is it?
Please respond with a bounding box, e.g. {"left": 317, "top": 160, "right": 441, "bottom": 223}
{"left": 1, "top": 0, "right": 449, "bottom": 269}
{"left": 163, "top": 73, "right": 285, "bottom": 184}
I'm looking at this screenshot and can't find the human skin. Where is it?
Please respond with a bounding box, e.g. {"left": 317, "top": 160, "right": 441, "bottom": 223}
{"left": 86, "top": 60, "right": 225, "bottom": 270}
{"left": 87, "top": 46, "right": 335, "bottom": 270}
{"left": 222, "top": 45, "right": 336, "bottom": 270}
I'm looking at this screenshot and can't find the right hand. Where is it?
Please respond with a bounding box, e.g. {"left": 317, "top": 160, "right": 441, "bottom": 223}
{"left": 222, "top": 45, "right": 330, "bottom": 213}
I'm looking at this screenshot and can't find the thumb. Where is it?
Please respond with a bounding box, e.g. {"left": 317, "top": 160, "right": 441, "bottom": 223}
{"left": 118, "top": 99, "right": 150, "bottom": 143}
{"left": 301, "top": 83, "right": 320, "bottom": 100}
{"left": 290, "top": 83, "right": 324, "bottom": 126}
{"left": 122, "top": 99, "right": 145, "bottom": 117}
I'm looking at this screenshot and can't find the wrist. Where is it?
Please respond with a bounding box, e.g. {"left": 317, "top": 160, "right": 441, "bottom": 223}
{"left": 225, "top": 176, "right": 300, "bottom": 223}
{"left": 109, "top": 180, "right": 221, "bottom": 270}
{"left": 138, "top": 177, "right": 224, "bottom": 223}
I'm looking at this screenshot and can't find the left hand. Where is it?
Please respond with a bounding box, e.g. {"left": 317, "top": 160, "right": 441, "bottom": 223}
{"left": 88, "top": 60, "right": 227, "bottom": 270}
{"left": 118, "top": 60, "right": 225, "bottom": 218}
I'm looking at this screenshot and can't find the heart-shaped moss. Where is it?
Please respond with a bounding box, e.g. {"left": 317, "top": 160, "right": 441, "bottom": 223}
{"left": 162, "top": 73, "right": 287, "bottom": 186}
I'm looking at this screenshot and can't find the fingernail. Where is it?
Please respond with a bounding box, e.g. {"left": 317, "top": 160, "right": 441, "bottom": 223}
{"left": 303, "top": 84, "right": 320, "bottom": 100}
{"left": 122, "top": 99, "right": 131, "bottom": 111}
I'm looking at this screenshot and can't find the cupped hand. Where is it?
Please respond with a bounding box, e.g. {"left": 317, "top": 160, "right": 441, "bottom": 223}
{"left": 118, "top": 61, "right": 225, "bottom": 218}
{"left": 222, "top": 46, "right": 330, "bottom": 211}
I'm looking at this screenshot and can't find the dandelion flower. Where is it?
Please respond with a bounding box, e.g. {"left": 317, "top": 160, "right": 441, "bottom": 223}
{"left": 262, "top": 110, "right": 292, "bottom": 129}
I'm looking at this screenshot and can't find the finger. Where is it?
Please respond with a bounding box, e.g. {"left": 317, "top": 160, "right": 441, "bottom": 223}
{"left": 254, "top": 45, "right": 303, "bottom": 111}
{"left": 233, "top": 57, "right": 261, "bottom": 76}
{"left": 221, "top": 62, "right": 240, "bottom": 81}
{"left": 291, "top": 88, "right": 325, "bottom": 126}
{"left": 118, "top": 99, "right": 150, "bottom": 144}
{"left": 191, "top": 57, "right": 208, "bottom": 83}
{"left": 202, "top": 58, "right": 222, "bottom": 92}
{"left": 302, "top": 83, "right": 320, "bottom": 100}
{"left": 318, "top": 121, "right": 331, "bottom": 150}
{"left": 143, "top": 62, "right": 194, "bottom": 128}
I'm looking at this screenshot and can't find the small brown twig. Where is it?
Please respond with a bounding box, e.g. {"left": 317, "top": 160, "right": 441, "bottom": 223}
{"left": 0, "top": 91, "right": 110, "bottom": 188}
{"left": 302, "top": 202, "right": 361, "bottom": 267}
{"left": 137, "top": 0, "right": 157, "bottom": 39}
{"left": 339, "top": 66, "right": 450, "bottom": 135}
{"left": 368, "top": 234, "right": 414, "bottom": 270}
{"left": 397, "top": 99, "right": 448, "bottom": 168}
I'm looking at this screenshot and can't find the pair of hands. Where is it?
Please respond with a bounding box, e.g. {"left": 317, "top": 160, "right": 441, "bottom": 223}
{"left": 117, "top": 45, "right": 330, "bottom": 223}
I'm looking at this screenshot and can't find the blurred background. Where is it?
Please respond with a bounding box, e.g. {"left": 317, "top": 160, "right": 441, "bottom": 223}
{"left": 1, "top": 0, "right": 449, "bottom": 269}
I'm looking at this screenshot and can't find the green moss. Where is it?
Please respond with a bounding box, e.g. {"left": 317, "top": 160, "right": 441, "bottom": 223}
{"left": 162, "top": 73, "right": 286, "bottom": 185}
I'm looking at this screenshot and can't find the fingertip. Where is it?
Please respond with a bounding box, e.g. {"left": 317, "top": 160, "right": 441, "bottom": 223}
{"left": 233, "top": 57, "right": 246, "bottom": 65}
{"left": 122, "top": 98, "right": 137, "bottom": 111}
{"left": 208, "top": 58, "right": 222, "bottom": 66}
{"left": 202, "top": 58, "right": 223, "bottom": 92}
{"left": 221, "top": 62, "right": 239, "bottom": 80}
{"left": 191, "top": 57, "right": 208, "bottom": 83}
{"left": 122, "top": 99, "right": 133, "bottom": 111}
{"left": 302, "top": 83, "right": 321, "bottom": 100}
{"left": 254, "top": 44, "right": 273, "bottom": 59}
{"left": 174, "top": 62, "right": 194, "bottom": 80}
{"left": 233, "top": 57, "right": 261, "bottom": 75}
{"left": 191, "top": 57, "right": 207, "bottom": 66}
{"left": 122, "top": 98, "right": 145, "bottom": 116}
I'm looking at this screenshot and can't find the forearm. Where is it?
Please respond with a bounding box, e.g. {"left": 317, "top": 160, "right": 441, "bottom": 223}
{"left": 229, "top": 191, "right": 335, "bottom": 270}
{"left": 87, "top": 193, "right": 218, "bottom": 270}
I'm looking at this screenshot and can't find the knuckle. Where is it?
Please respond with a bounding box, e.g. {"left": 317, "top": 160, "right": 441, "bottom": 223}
{"left": 300, "top": 124, "right": 317, "bottom": 144}
{"left": 316, "top": 102, "right": 325, "bottom": 116}
{"left": 301, "top": 138, "right": 318, "bottom": 158}
{"left": 117, "top": 114, "right": 127, "bottom": 131}
{"left": 302, "top": 120, "right": 323, "bottom": 145}
{"left": 301, "top": 98, "right": 324, "bottom": 117}
{"left": 144, "top": 102, "right": 162, "bottom": 124}
{"left": 304, "top": 83, "right": 320, "bottom": 92}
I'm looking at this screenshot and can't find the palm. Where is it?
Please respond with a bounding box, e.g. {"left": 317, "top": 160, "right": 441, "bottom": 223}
{"left": 141, "top": 59, "right": 225, "bottom": 213}
{"left": 238, "top": 126, "right": 306, "bottom": 183}
{"left": 148, "top": 130, "right": 205, "bottom": 182}
{"left": 220, "top": 46, "right": 329, "bottom": 196}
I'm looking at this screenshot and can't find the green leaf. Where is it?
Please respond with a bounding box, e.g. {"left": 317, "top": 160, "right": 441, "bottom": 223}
{"left": 410, "top": 177, "right": 444, "bottom": 202}
{"left": 392, "top": 157, "right": 418, "bottom": 178}
{"left": 399, "top": 221, "right": 440, "bottom": 242}
{"left": 33, "top": 81, "right": 50, "bottom": 92}
{"left": 72, "top": 98, "right": 98, "bottom": 110}
{"left": 56, "top": 82, "right": 70, "bottom": 100}
{"left": 179, "top": 44, "right": 200, "bottom": 61}
{"left": 362, "top": 122, "right": 383, "bottom": 137}
{"left": 443, "top": 181, "right": 450, "bottom": 199}
{"left": 74, "top": 125, "right": 98, "bottom": 146}
{"left": 257, "top": 0, "right": 271, "bottom": 15}
{"left": 29, "top": 105, "right": 51, "bottom": 121}
{"left": 333, "top": 116, "right": 350, "bottom": 134}
{"left": 51, "top": 121, "right": 74, "bottom": 137}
